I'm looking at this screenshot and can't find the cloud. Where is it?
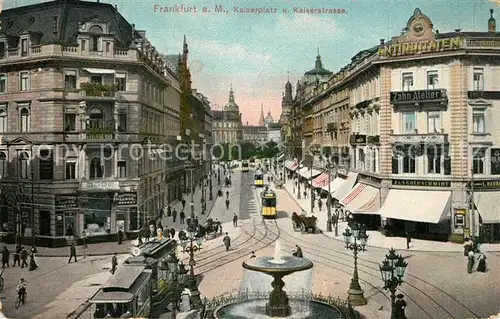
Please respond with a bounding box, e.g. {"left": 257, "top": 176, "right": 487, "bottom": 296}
{"left": 190, "top": 39, "right": 272, "bottom": 63}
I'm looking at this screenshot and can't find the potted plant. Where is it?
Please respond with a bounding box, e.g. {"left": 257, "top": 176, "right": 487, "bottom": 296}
{"left": 80, "top": 82, "right": 116, "bottom": 97}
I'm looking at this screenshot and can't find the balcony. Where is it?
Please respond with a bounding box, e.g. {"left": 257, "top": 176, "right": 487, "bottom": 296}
{"left": 80, "top": 179, "right": 120, "bottom": 192}
{"left": 80, "top": 82, "right": 117, "bottom": 100}
{"left": 349, "top": 134, "right": 367, "bottom": 145}
{"left": 389, "top": 132, "right": 448, "bottom": 144}
{"left": 367, "top": 135, "right": 380, "bottom": 144}
{"left": 468, "top": 91, "right": 500, "bottom": 100}
{"left": 390, "top": 89, "right": 448, "bottom": 106}
{"left": 326, "top": 123, "right": 338, "bottom": 132}
{"left": 82, "top": 119, "right": 115, "bottom": 141}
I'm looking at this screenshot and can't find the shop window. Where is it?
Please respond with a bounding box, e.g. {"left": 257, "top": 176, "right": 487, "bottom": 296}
{"left": 19, "top": 152, "right": 30, "bottom": 179}
{"left": 90, "top": 158, "right": 103, "bottom": 179}
{"left": 472, "top": 109, "right": 485, "bottom": 134}
{"left": 472, "top": 148, "right": 485, "bottom": 174}
{"left": 490, "top": 148, "right": 500, "bottom": 175}
{"left": 65, "top": 113, "right": 76, "bottom": 131}
{"left": 402, "top": 111, "right": 416, "bottom": 134}
{"left": 64, "top": 69, "right": 77, "bottom": 89}
{"left": 65, "top": 160, "right": 76, "bottom": 180}
{"left": 39, "top": 149, "right": 53, "bottom": 180}
{"left": 19, "top": 72, "right": 30, "bottom": 91}
{"left": 0, "top": 74, "right": 6, "bottom": 93}
{"left": 402, "top": 145, "right": 416, "bottom": 174}
{"left": 427, "top": 70, "right": 439, "bottom": 89}
{"left": 0, "top": 152, "right": 6, "bottom": 178}
{"left": 118, "top": 160, "right": 127, "bottom": 178}
{"left": 0, "top": 107, "right": 7, "bottom": 132}
{"left": 115, "top": 72, "right": 126, "bottom": 91}
{"left": 427, "top": 111, "right": 440, "bottom": 133}
{"left": 402, "top": 72, "right": 413, "bottom": 91}
{"left": 38, "top": 210, "right": 51, "bottom": 236}
{"left": 473, "top": 68, "right": 484, "bottom": 91}
{"left": 20, "top": 107, "right": 30, "bottom": 132}
{"left": 426, "top": 145, "right": 441, "bottom": 174}
{"left": 444, "top": 147, "right": 451, "bottom": 176}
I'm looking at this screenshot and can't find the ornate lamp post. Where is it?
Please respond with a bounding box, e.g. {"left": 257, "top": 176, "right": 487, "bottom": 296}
{"left": 379, "top": 248, "right": 408, "bottom": 319}
{"left": 342, "top": 223, "right": 369, "bottom": 306}
{"left": 180, "top": 225, "right": 204, "bottom": 309}
{"left": 165, "top": 253, "right": 188, "bottom": 319}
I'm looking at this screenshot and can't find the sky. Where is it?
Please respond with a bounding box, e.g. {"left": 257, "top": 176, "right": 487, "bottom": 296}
{"left": 4, "top": 0, "right": 500, "bottom": 124}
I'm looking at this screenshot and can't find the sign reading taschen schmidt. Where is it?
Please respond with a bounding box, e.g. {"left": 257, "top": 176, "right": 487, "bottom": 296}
{"left": 390, "top": 90, "right": 446, "bottom": 104}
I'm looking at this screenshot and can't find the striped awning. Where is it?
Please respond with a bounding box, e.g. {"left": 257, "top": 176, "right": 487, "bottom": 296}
{"left": 311, "top": 173, "right": 330, "bottom": 188}
{"left": 286, "top": 159, "right": 299, "bottom": 170}
{"left": 341, "top": 183, "right": 380, "bottom": 214}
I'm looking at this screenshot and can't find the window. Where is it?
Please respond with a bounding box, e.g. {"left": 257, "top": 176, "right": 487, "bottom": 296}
{"left": 491, "top": 148, "right": 500, "bottom": 175}
{"left": 473, "top": 68, "right": 484, "bottom": 91}
{"left": 118, "top": 160, "right": 127, "bottom": 178}
{"left": 0, "top": 42, "right": 5, "bottom": 59}
{"left": 65, "top": 113, "right": 76, "bottom": 131}
{"left": 427, "top": 71, "right": 439, "bottom": 89}
{"left": 90, "top": 75, "right": 102, "bottom": 84}
{"left": 402, "top": 145, "right": 416, "bottom": 174}
{"left": 115, "top": 73, "right": 126, "bottom": 91}
{"left": 89, "top": 25, "right": 103, "bottom": 52}
{"left": 427, "top": 111, "right": 440, "bottom": 133}
{"left": 402, "top": 111, "right": 416, "bottom": 133}
{"left": 0, "top": 108, "right": 6, "bottom": 133}
{"left": 105, "top": 42, "right": 110, "bottom": 53}
{"left": 39, "top": 149, "right": 53, "bottom": 180}
{"left": 0, "top": 74, "right": 6, "bottom": 93}
{"left": 81, "top": 39, "right": 86, "bottom": 51}
{"left": 118, "top": 113, "right": 127, "bottom": 132}
{"left": 402, "top": 72, "right": 413, "bottom": 91}
{"left": 472, "top": 148, "right": 485, "bottom": 174}
{"left": 21, "top": 39, "right": 28, "bottom": 57}
{"left": 20, "top": 108, "right": 30, "bottom": 132}
{"left": 19, "top": 72, "right": 29, "bottom": 91}
{"left": 89, "top": 158, "right": 103, "bottom": 179}
{"left": 427, "top": 145, "right": 442, "bottom": 174}
{"left": 64, "top": 70, "right": 77, "bottom": 89}
{"left": 19, "top": 152, "right": 30, "bottom": 179}
{"left": 0, "top": 152, "right": 6, "bottom": 178}
{"left": 65, "top": 160, "right": 76, "bottom": 180}
{"left": 472, "top": 109, "right": 485, "bottom": 134}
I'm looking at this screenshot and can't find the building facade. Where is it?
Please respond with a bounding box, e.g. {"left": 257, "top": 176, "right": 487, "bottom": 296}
{"left": 242, "top": 125, "right": 268, "bottom": 143}
{"left": 212, "top": 86, "right": 243, "bottom": 144}
{"left": 0, "top": 0, "right": 184, "bottom": 245}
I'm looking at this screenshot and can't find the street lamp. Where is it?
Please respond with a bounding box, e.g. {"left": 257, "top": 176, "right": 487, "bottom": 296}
{"left": 379, "top": 248, "right": 408, "bottom": 319}
{"left": 342, "top": 222, "right": 369, "bottom": 306}
{"left": 164, "top": 253, "right": 188, "bottom": 319}
{"left": 180, "top": 225, "right": 204, "bottom": 308}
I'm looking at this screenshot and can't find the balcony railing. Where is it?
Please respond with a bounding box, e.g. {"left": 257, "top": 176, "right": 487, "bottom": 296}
{"left": 389, "top": 132, "right": 448, "bottom": 144}
{"left": 80, "top": 82, "right": 117, "bottom": 99}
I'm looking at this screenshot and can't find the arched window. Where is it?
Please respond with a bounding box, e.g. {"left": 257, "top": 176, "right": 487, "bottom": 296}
{"left": 19, "top": 152, "right": 30, "bottom": 179}
{"left": 0, "top": 109, "right": 6, "bottom": 133}
{"left": 0, "top": 152, "right": 6, "bottom": 178}
{"left": 89, "top": 25, "right": 103, "bottom": 52}
{"left": 20, "top": 108, "right": 30, "bottom": 132}
{"left": 90, "top": 158, "right": 103, "bottom": 179}
{"left": 88, "top": 107, "right": 103, "bottom": 129}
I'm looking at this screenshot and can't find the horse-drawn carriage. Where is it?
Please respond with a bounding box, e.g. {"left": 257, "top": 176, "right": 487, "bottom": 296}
{"left": 291, "top": 212, "right": 317, "bottom": 233}
{"left": 203, "top": 218, "right": 223, "bottom": 239}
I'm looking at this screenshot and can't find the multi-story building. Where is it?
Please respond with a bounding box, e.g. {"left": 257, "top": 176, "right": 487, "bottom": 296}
{"left": 280, "top": 79, "right": 294, "bottom": 156}
{"left": 242, "top": 124, "right": 268, "bottom": 143}
{"left": 0, "top": 0, "right": 183, "bottom": 246}
{"left": 212, "top": 86, "right": 243, "bottom": 144}
{"left": 267, "top": 122, "right": 282, "bottom": 145}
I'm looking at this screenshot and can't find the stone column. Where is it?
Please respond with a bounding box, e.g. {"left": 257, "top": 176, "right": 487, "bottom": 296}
{"left": 378, "top": 66, "right": 392, "bottom": 175}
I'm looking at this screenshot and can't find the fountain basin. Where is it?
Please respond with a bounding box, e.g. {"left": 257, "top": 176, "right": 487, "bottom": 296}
{"left": 242, "top": 256, "right": 313, "bottom": 276}
{"left": 214, "top": 298, "right": 343, "bottom": 319}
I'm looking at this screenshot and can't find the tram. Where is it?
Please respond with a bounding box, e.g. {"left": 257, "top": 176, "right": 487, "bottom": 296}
{"left": 241, "top": 160, "right": 249, "bottom": 172}
{"left": 254, "top": 169, "right": 264, "bottom": 187}
{"left": 261, "top": 188, "right": 277, "bottom": 218}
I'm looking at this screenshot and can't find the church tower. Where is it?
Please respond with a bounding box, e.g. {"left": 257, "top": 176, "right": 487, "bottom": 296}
{"left": 259, "top": 103, "right": 265, "bottom": 126}
{"left": 280, "top": 72, "right": 293, "bottom": 124}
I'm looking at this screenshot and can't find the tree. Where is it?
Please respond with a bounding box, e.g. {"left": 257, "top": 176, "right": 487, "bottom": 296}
{"left": 0, "top": 182, "right": 32, "bottom": 246}
{"left": 258, "top": 140, "right": 280, "bottom": 159}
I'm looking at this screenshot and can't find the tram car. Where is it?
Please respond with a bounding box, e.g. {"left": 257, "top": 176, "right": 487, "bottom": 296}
{"left": 241, "top": 160, "right": 249, "bottom": 172}
{"left": 254, "top": 169, "right": 264, "bottom": 187}
{"left": 261, "top": 189, "right": 277, "bottom": 218}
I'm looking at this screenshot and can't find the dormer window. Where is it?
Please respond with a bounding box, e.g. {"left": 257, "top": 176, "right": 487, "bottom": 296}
{"left": 21, "top": 39, "right": 29, "bottom": 57}
{"left": 89, "top": 25, "right": 103, "bottom": 52}
{"left": 0, "top": 42, "right": 5, "bottom": 59}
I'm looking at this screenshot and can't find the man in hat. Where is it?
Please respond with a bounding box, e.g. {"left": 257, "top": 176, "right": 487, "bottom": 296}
{"left": 68, "top": 242, "right": 77, "bottom": 263}
{"left": 395, "top": 293, "right": 407, "bottom": 319}
{"left": 223, "top": 232, "right": 231, "bottom": 251}
{"left": 111, "top": 253, "right": 118, "bottom": 274}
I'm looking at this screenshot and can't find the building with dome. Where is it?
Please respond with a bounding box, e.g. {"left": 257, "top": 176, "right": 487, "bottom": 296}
{"left": 212, "top": 86, "right": 244, "bottom": 144}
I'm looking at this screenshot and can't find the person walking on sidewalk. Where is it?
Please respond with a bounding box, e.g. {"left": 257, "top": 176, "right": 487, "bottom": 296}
{"left": 467, "top": 250, "right": 475, "bottom": 273}
{"left": 20, "top": 247, "right": 28, "bottom": 268}
{"left": 117, "top": 229, "right": 123, "bottom": 245}
{"left": 225, "top": 199, "right": 230, "bottom": 210}
{"left": 395, "top": 294, "right": 407, "bottom": 319}
{"left": 68, "top": 242, "right": 77, "bottom": 263}
{"left": 180, "top": 210, "right": 186, "bottom": 224}
{"left": 13, "top": 245, "right": 21, "bottom": 267}
{"left": 318, "top": 199, "right": 323, "bottom": 211}
{"left": 476, "top": 251, "right": 487, "bottom": 272}
{"left": 226, "top": 190, "right": 229, "bottom": 199}
{"left": 172, "top": 209, "right": 178, "bottom": 223}
{"left": 223, "top": 232, "right": 231, "bottom": 251}
{"left": 2, "top": 246, "right": 9, "bottom": 268}
{"left": 111, "top": 253, "right": 118, "bottom": 275}
{"left": 167, "top": 205, "right": 172, "bottom": 217}
{"left": 405, "top": 231, "right": 411, "bottom": 249}
{"left": 170, "top": 227, "right": 176, "bottom": 239}
{"left": 233, "top": 213, "right": 238, "bottom": 227}
{"left": 181, "top": 198, "right": 186, "bottom": 210}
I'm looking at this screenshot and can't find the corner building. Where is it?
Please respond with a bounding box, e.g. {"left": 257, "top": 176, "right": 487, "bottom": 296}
{"left": 0, "top": 0, "right": 183, "bottom": 246}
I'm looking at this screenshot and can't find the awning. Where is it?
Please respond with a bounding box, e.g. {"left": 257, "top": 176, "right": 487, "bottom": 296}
{"left": 82, "top": 68, "right": 116, "bottom": 74}
{"left": 311, "top": 173, "right": 330, "bottom": 188}
{"left": 298, "top": 168, "right": 321, "bottom": 179}
{"left": 341, "top": 183, "right": 380, "bottom": 214}
{"left": 475, "top": 192, "right": 500, "bottom": 224}
{"left": 380, "top": 190, "right": 451, "bottom": 223}
{"left": 321, "top": 177, "right": 345, "bottom": 192}
{"left": 332, "top": 172, "right": 358, "bottom": 199}
{"left": 297, "top": 167, "right": 309, "bottom": 175}
{"left": 288, "top": 160, "right": 299, "bottom": 170}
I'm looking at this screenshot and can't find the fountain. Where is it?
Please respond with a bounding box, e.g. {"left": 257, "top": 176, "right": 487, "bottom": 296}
{"left": 213, "top": 240, "right": 345, "bottom": 318}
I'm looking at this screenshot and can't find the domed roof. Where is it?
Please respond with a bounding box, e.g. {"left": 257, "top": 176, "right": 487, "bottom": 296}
{"left": 265, "top": 111, "right": 274, "bottom": 123}
{"left": 224, "top": 86, "right": 239, "bottom": 112}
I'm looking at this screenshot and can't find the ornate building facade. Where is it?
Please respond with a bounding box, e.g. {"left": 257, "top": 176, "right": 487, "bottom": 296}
{"left": 212, "top": 86, "right": 243, "bottom": 144}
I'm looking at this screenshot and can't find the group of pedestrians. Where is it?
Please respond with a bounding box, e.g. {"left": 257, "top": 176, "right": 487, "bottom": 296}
{"left": 2, "top": 245, "right": 37, "bottom": 271}
{"left": 464, "top": 238, "right": 487, "bottom": 273}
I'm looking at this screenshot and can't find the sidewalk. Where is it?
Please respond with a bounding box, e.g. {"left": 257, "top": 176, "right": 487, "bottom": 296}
{"left": 1, "top": 240, "right": 133, "bottom": 257}
{"left": 273, "top": 171, "right": 500, "bottom": 253}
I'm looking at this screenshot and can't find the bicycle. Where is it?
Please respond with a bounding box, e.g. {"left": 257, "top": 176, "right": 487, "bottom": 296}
{"left": 0, "top": 269, "right": 4, "bottom": 293}
{"left": 15, "top": 292, "right": 27, "bottom": 309}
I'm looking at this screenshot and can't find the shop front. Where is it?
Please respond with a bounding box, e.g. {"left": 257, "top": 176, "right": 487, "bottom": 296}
{"left": 471, "top": 180, "right": 500, "bottom": 243}
{"left": 79, "top": 180, "right": 120, "bottom": 236}
{"left": 380, "top": 179, "right": 452, "bottom": 241}
{"left": 55, "top": 195, "right": 79, "bottom": 237}
{"left": 115, "top": 193, "right": 139, "bottom": 232}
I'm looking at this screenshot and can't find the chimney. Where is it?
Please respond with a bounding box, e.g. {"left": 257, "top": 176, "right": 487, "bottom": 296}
{"left": 454, "top": 28, "right": 461, "bottom": 32}
{"left": 489, "top": 9, "right": 496, "bottom": 33}
{"left": 115, "top": 5, "right": 118, "bottom": 10}
{"left": 380, "top": 39, "right": 385, "bottom": 45}
{"left": 53, "top": 16, "right": 58, "bottom": 35}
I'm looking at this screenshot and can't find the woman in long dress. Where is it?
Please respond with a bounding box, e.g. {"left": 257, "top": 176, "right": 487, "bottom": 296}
{"left": 477, "top": 252, "right": 487, "bottom": 272}
{"left": 29, "top": 252, "right": 38, "bottom": 271}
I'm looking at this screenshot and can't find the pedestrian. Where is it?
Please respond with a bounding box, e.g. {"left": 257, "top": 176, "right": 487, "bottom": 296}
{"left": 250, "top": 251, "right": 256, "bottom": 258}
{"left": 303, "top": 190, "right": 307, "bottom": 199}
{"left": 159, "top": 208, "right": 164, "bottom": 219}
{"left": 223, "top": 232, "right": 231, "bottom": 251}
{"left": 117, "top": 229, "right": 123, "bottom": 245}
{"left": 394, "top": 294, "right": 407, "bottom": 319}
{"left": 2, "top": 246, "right": 9, "bottom": 268}
{"left": 170, "top": 227, "right": 175, "bottom": 239}
{"left": 225, "top": 199, "right": 230, "bottom": 210}
{"left": 144, "top": 225, "right": 150, "bottom": 242}
{"left": 20, "top": 247, "right": 28, "bottom": 268}
{"left": 13, "top": 245, "right": 21, "bottom": 267}
{"left": 29, "top": 251, "right": 38, "bottom": 271}
{"left": 463, "top": 238, "right": 472, "bottom": 256}
{"left": 172, "top": 209, "right": 178, "bottom": 223}
{"left": 186, "top": 217, "right": 192, "bottom": 228}
{"left": 181, "top": 198, "right": 186, "bottom": 210}
{"left": 68, "top": 242, "right": 77, "bottom": 263}
{"left": 293, "top": 245, "right": 303, "bottom": 257}
{"left": 476, "top": 251, "right": 487, "bottom": 272}
{"left": 167, "top": 205, "right": 172, "bottom": 217}
{"left": 226, "top": 190, "right": 229, "bottom": 199}
{"left": 111, "top": 253, "right": 118, "bottom": 274}
{"left": 318, "top": 199, "right": 323, "bottom": 211}
{"left": 405, "top": 231, "right": 411, "bottom": 249}
{"left": 467, "top": 250, "right": 475, "bottom": 273}
{"left": 180, "top": 210, "right": 185, "bottom": 224}
{"left": 194, "top": 217, "right": 199, "bottom": 228}
{"left": 233, "top": 213, "right": 238, "bottom": 227}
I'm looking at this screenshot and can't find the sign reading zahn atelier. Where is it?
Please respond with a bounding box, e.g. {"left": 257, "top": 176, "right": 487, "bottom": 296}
{"left": 392, "top": 179, "right": 451, "bottom": 187}
{"left": 390, "top": 90, "right": 446, "bottom": 103}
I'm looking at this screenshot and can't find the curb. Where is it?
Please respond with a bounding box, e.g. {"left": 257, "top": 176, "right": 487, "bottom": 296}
{"left": 274, "top": 171, "right": 500, "bottom": 253}
{"left": 35, "top": 251, "right": 131, "bottom": 258}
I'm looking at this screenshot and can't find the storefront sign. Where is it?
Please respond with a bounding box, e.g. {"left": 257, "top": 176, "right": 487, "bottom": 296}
{"left": 391, "top": 179, "right": 451, "bottom": 187}
{"left": 390, "top": 89, "right": 446, "bottom": 104}
{"left": 80, "top": 180, "right": 120, "bottom": 191}
{"left": 116, "top": 193, "right": 137, "bottom": 206}
{"left": 466, "top": 39, "right": 500, "bottom": 48}
{"left": 55, "top": 196, "right": 78, "bottom": 209}
{"left": 378, "top": 37, "right": 462, "bottom": 57}
{"left": 469, "top": 180, "right": 500, "bottom": 190}
{"left": 349, "top": 134, "right": 366, "bottom": 145}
